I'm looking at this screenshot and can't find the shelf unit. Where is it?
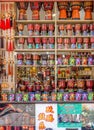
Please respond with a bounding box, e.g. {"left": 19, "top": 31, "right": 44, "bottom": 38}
{"left": 0, "top": 1, "right": 93, "bottom": 105}
{"left": 14, "top": 1, "right": 94, "bottom": 94}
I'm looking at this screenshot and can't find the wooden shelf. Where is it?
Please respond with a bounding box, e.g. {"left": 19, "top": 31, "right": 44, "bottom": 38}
{"left": 57, "top": 20, "right": 94, "bottom": 24}
{"left": 16, "top": 20, "right": 94, "bottom": 24}
{"left": 14, "top": 49, "right": 55, "bottom": 52}
{"left": 57, "top": 49, "right": 93, "bottom": 52}
{"left": 0, "top": 101, "right": 94, "bottom": 104}
{"left": 57, "top": 65, "right": 94, "bottom": 67}
{"left": 15, "top": 35, "right": 55, "bottom": 38}
{"left": 16, "top": 65, "right": 55, "bottom": 67}
{"left": 57, "top": 35, "right": 94, "bottom": 38}
{"left": 16, "top": 20, "right": 55, "bottom": 24}
{"left": 16, "top": 65, "right": 94, "bottom": 68}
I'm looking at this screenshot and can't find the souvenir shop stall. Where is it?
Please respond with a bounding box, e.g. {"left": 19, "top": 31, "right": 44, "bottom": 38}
{"left": 0, "top": 0, "right": 94, "bottom": 130}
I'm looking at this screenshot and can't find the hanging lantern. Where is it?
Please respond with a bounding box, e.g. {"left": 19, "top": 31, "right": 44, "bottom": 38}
{"left": 43, "top": 2, "right": 54, "bottom": 20}
{"left": 57, "top": 2, "right": 68, "bottom": 19}
{"left": 17, "top": 2, "right": 28, "bottom": 20}
{"left": 30, "top": 2, "right": 42, "bottom": 20}
{"left": 70, "top": 1, "right": 82, "bottom": 19}
{"left": 84, "top": 1, "right": 93, "bottom": 20}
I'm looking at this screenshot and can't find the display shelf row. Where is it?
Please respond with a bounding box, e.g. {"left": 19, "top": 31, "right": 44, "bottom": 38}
{"left": 0, "top": 101, "right": 94, "bottom": 104}
{"left": 16, "top": 20, "right": 94, "bottom": 24}
{"left": 14, "top": 36, "right": 94, "bottom": 38}
{"left": 16, "top": 65, "right": 94, "bottom": 67}
{"left": 14, "top": 49, "right": 94, "bottom": 52}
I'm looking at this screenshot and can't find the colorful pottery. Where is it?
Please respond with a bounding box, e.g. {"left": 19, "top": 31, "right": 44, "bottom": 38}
{"left": 84, "top": 1, "right": 93, "bottom": 20}
{"left": 16, "top": 93, "right": 22, "bottom": 102}
{"left": 57, "top": 2, "right": 68, "bottom": 19}
{"left": 70, "top": 1, "right": 82, "bottom": 19}
{"left": 17, "top": 2, "right": 28, "bottom": 20}
{"left": 8, "top": 93, "right": 15, "bottom": 101}
{"left": 27, "top": 24, "right": 34, "bottom": 36}
{"left": 30, "top": 2, "right": 42, "bottom": 20}
{"left": 43, "top": 2, "right": 54, "bottom": 20}
{"left": 75, "top": 92, "right": 82, "bottom": 101}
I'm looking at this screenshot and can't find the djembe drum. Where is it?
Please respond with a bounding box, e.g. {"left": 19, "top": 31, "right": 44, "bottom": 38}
{"left": 30, "top": 2, "right": 42, "bottom": 20}
{"left": 70, "top": 1, "right": 82, "bottom": 19}
{"left": 84, "top": 1, "right": 93, "bottom": 20}
{"left": 17, "top": 2, "right": 28, "bottom": 20}
{"left": 57, "top": 2, "right": 68, "bottom": 19}
{"left": 43, "top": 2, "right": 54, "bottom": 20}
